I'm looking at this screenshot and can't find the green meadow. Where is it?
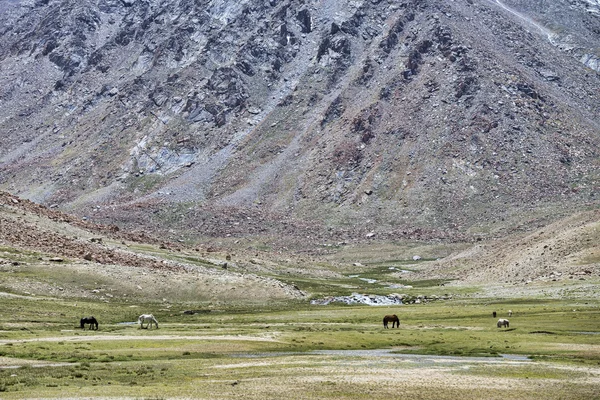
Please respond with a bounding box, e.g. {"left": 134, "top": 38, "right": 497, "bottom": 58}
{"left": 1, "top": 237, "right": 599, "bottom": 398}
{"left": 1, "top": 292, "right": 599, "bottom": 399}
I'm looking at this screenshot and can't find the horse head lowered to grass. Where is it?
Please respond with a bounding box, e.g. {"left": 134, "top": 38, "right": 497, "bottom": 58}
{"left": 138, "top": 314, "right": 159, "bottom": 329}
{"left": 80, "top": 316, "right": 98, "bottom": 330}
{"left": 383, "top": 314, "right": 400, "bottom": 328}
{"left": 497, "top": 318, "right": 510, "bottom": 328}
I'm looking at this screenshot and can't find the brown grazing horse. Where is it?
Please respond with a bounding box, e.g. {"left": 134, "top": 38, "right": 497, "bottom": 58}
{"left": 383, "top": 314, "right": 400, "bottom": 328}
{"left": 80, "top": 316, "right": 98, "bottom": 330}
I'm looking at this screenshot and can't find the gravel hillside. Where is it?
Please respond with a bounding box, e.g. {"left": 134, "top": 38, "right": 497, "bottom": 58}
{"left": 0, "top": 0, "right": 598, "bottom": 246}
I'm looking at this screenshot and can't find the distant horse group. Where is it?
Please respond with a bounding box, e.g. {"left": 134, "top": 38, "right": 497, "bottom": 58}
{"left": 492, "top": 310, "right": 512, "bottom": 328}
{"left": 382, "top": 310, "right": 513, "bottom": 330}
{"left": 83, "top": 308, "right": 512, "bottom": 334}
{"left": 80, "top": 316, "right": 98, "bottom": 330}
{"left": 78, "top": 313, "right": 160, "bottom": 330}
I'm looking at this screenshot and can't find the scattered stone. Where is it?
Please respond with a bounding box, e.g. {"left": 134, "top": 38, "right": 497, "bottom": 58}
{"left": 311, "top": 292, "right": 447, "bottom": 306}
{"left": 538, "top": 68, "right": 559, "bottom": 81}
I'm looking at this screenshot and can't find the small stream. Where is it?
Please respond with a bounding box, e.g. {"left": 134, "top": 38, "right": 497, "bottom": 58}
{"left": 232, "top": 349, "right": 531, "bottom": 363}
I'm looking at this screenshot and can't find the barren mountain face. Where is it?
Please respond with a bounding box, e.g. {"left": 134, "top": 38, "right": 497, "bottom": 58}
{"left": 0, "top": 0, "right": 598, "bottom": 244}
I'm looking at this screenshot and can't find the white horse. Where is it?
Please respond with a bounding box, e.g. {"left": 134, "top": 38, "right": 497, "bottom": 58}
{"left": 138, "top": 314, "right": 159, "bottom": 329}
{"left": 497, "top": 318, "right": 509, "bottom": 328}
{"left": 508, "top": 310, "right": 513, "bottom": 317}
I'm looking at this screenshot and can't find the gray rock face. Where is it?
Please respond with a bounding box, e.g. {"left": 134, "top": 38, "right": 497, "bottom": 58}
{"left": 0, "top": 0, "right": 598, "bottom": 243}
{"left": 499, "top": 0, "right": 600, "bottom": 71}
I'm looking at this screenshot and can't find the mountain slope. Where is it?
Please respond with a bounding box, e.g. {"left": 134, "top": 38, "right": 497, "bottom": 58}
{"left": 420, "top": 208, "right": 600, "bottom": 284}
{"left": 0, "top": 191, "right": 305, "bottom": 303}
{"left": 0, "top": 0, "right": 598, "bottom": 243}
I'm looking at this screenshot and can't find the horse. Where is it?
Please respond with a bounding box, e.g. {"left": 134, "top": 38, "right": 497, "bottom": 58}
{"left": 497, "top": 318, "right": 510, "bottom": 328}
{"left": 138, "top": 314, "right": 159, "bottom": 329}
{"left": 80, "top": 316, "right": 98, "bottom": 330}
{"left": 508, "top": 310, "right": 513, "bottom": 317}
{"left": 383, "top": 314, "right": 400, "bottom": 328}
{"left": 493, "top": 311, "right": 497, "bottom": 318}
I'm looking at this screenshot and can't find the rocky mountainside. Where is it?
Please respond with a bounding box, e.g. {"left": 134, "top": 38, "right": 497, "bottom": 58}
{"left": 0, "top": 0, "right": 599, "bottom": 246}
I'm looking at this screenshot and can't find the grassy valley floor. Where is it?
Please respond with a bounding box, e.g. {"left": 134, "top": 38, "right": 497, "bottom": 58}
{"left": 1, "top": 292, "right": 599, "bottom": 399}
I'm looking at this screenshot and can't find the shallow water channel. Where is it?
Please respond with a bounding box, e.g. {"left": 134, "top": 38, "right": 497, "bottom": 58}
{"left": 233, "top": 349, "right": 531, "bottom": 364}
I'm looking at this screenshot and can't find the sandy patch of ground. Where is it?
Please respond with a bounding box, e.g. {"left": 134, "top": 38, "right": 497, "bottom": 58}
{"left": 0, "top": 334, "right": 282, "bottom": 345}
{"left": 0, "top": 356, "right": 75, "bottom": 369}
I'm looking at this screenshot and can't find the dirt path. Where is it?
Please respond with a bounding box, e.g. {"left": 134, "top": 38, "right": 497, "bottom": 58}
{"left": 0, "top": 334, "right": 282, "bottom": 345}
{"left": 0, "top": 357, "right": 77, "bottom": 369}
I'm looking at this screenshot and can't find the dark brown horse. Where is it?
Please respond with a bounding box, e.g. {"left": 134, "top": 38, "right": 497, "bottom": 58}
{"left": 383, "top": 314, "right": 400, "bottom": 328}
{"left": 80, "top": 316, "right": 98, "bottom": 330}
